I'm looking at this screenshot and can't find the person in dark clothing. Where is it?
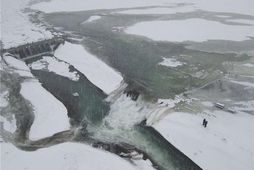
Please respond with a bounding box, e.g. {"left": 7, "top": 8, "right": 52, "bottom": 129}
{"left": 202, "top": 118, "right": 208, "bottom": 128}
{"left": 202, "top": 118, "right": 206, "bottom": 126}
{"left": 204, "top": 120, "right": 208, "bottom": 127}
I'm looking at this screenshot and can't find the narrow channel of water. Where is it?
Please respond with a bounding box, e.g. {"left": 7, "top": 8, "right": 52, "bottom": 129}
{"left": 29, "top": 65, "right": 201, "bottom": 170}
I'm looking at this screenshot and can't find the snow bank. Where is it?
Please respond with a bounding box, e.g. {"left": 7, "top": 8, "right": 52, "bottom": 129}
{"left": 158, "top": 57, "right": 184, "bottom": 68}
{"left": 31, "top": 0, "right": 254, "bottom": 16}
{"left": 1, "top": 142, "right": 139, "bottom": 170}
{"left": 3, "top": 56, "right": 70, "bottom": 140}
{"left": 82, "top": 15, "right": 102, "bottom": 24}
{"left": 55, "top": 42, "right": 123, "bottom": 94}
{"left": 1, "top": 0, "right": 52, "bottom": 49}
{"left": 153, "top": 111, "right": 254, "bottom": 170}
{"left": 125, "top": 18, "right": 254, "bottom": 42}
{"left": 29, "top": 56, "right": 80, "bottom": 81}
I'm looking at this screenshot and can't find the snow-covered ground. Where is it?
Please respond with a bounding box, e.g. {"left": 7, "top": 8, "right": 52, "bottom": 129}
{"left": 152, "top": 110, "right": 254, "bottom": 170}
{"left": 2, "top": 55, "right": 70, "bottom": 140}
{"left": 0, "top": 115, "right": 16, "bottom": 134}
{"left": 0, "top": 0, "right": 52, "bottom": 49}
{"left": 227, "top": 19, "right": 254, "bottom": 25}
{"left": 54, "top": 42, "right": 123, "bottom": 94}
{"left": 30, "top": 0, "right": 183, "bottom": 13}
{"left": 0, "top": 142, "right": 141, "bottom": 170}
{"left": 31, "top": 0, "right": 254, "bottom": 16}
{"left": 158, "top": 57, "right": 184, "bottom": 68}
{"left": 29, "top": 56, "right": 80, "bottom": 81}
{"left": 125, "top": 19, "right": 254, "bottom": 42}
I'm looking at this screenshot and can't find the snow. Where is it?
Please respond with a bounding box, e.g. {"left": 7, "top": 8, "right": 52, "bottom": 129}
{"left": 0, "top": 115, "right": 16, "bottom": 134}
{"left": 20, "top": 81, "right": 70, "bottom": 140}
{"left": 0, "top": 91, "right": 9, "bottom": 108}
{"left": 153, "top": 111, "right": 254, "bottom": 170}
{"left": 227, "top": 19, "right": 254, "bottom": 25}
{"left": 3, "top": 55, "right": 70, "bottom": 140}
{"left": 54, "top": 42, "right": 123, "bottom": 94}
{"left": 1, "top": 142, "right": 140, "bottom": 170}
{"left": 31, "top": 0, "right": 182, "bottom": 13}
{"left": 229, "top": 80, "right": 254, "bottom": 88}
{"left": 29, "top": 56, "right": 80, "bottom": 81}
{"left": 82, "top": 15, "right": 102, "bottom": 24}
{"left": 116, "top": 6, "right": 196, "bottom": 15}
{"left": 243, "top": 63, "right": 254, "bottom": 67}
{"left": 125, "top": 18, "right": 254, "bottom": 42}
{"left": 3, "top": 54, "right": 34, "bottom": 77}
{"left": 103, "top": 94, "right": 151, "bottom": 129}
{"left": 1, "top": 0, "right": 52, "bottom": 49}
{"left": 158, "top": 57, "right": 184, "bottom": 68}
{"left": 31, "top": 0, "right": 254, "bottom": 16}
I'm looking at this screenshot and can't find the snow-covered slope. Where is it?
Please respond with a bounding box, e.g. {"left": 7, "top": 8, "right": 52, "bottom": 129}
{"left": 54, "top": 42, "right": 123, "bottom": 94}
{"left": 1, "top": 142, "right": 139, "bottom": 170}
{"left": 153, "top": 110, "right": 254, "bottom": 170}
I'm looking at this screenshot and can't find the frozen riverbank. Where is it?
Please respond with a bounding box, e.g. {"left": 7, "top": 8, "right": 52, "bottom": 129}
{"left": 152, "top": 110, "right": 254, "bottom": 170}
{"left": 0, "top": 142, "right": 141, "bottom": 170}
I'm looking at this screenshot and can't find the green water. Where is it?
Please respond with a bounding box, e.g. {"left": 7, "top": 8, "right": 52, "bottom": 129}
{"left": 31, "top": 70, "right": 109, "bottom": 124}
{"left": 44, "top": 10, "right": 250, "bottom": 99}
{"left": 30, "top": 8, "right": 252, "bottom": 170}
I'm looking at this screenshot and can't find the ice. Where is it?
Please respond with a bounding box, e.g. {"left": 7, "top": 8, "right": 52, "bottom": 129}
{"left": 158, "top": 57, "right": 184, "bottom": 68}
{"left": 3, "top": 55, "right": 70, "bottom": 140}
{"left": 125, "top": 18, "right": 254, "bottom": 42}
{"left": 29, "top": 56, "right": 80, "bottom": 81}
{"left": 116, "top": 6, "right": 196, "bottom": 15}
{"left": 82, "top": 15, "right": 102, "bottom": 23}
{"left": 54, "top": 42, "right": 123, "bottom": 94}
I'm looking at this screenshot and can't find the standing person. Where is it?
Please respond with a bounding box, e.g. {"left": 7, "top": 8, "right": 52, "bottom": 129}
{"left": 202, "top": 118, "right": 206, "bottom": 127}
{"left": 204, "top": 119, "right": 208, "bottom": 128}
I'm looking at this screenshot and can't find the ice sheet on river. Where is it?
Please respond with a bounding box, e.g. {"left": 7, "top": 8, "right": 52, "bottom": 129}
{"left": 29, "top": 56, "right": 80, "bottom": 81}
{"left": 54, "top": 42, "right": 123, "bottom": 94}
{"left": 2, "top": 55, "right": 70, "bottom": 140}
{"left": 125, "top": 19, "right": 254, "bottom": 42}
